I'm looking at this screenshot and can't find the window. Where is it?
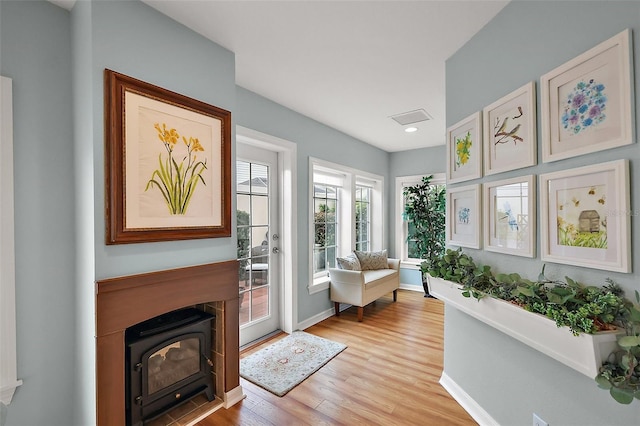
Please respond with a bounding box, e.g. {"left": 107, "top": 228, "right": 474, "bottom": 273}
{"left": 309, "top": 158, "right": 383, "bottom": 292}
{"left": 395, "top": 173, "right": 445, "bottom": 265}
{"left": 313, "top": 184, "right": 338, "bottom": 276}
{"left": 355, "top": 185, "right": 370, "bottom": 251}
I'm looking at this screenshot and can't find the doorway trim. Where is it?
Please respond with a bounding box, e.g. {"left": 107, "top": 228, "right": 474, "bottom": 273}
{"left": 236, "top": 126, "right": 297, "bottom": 335}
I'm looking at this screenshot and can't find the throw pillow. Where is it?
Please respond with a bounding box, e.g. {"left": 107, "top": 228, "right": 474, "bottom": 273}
{"left": 354, "top": 250, "right": 388, "bottom": 270}
{"left": 336, "top": 254, "right": 361, "bottom": 271}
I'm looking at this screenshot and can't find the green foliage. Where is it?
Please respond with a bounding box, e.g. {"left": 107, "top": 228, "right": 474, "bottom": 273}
{"left": 237, "top": 210, "right": 250, "bottom": 281}
{"left": 314, "top": 203, "right": 336, "bottom": 247}
{"left": 402, "top": 175, "right": 446, "bottom": 269}
{"left": 428, "top": 248, "right": 640, "bottom": 405}
{"left": 596, "top": 290, "right": 640, "bottom": 405}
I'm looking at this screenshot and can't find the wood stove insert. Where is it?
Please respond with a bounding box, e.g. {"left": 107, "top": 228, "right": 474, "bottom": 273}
{"left": 125, "top": 308, "right": 215, "bottom": 425}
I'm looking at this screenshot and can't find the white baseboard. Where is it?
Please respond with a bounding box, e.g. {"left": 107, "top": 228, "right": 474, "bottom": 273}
{"left": 223, "top": 385, "right": 245, "bottom": 408}
{"left": 399, "top": 283, "right": 424, "bottom": 292}
{"left": 297, "top": 306, "right": 336, "bottom": 330}
{"left": 439, "top": 372, "right": 499, "bottom": 426}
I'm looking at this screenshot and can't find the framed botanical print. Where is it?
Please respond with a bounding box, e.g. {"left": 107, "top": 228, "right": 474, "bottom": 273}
{"left": 483, "top": 81, "right": 537, "bottom": 175}
{"left": 483, "top": 175, "right": 535, "bottom": 258}
{"left": 447, "top": 184, "right": 481, "bottom": 249}
{"left": 540, "top": 160, "right": 630, "bottom": 273}
{"left": 541, "top": 29, "right": 633, "bottom": 163}
{"left": 446, "top": 111, "right": 482, "bottom": 183}
{"left": 104, "top": 69, "right": 232, "bottom": 244}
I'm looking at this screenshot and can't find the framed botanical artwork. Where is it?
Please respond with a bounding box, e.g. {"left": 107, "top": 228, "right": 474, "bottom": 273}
{"left": 483, "top": 175, "right": 536, "bottom": 258}
{"left": 446, "top": 184, "right": 481, "bottom": 249}
{"left": 483, "top": 81, "right": 537, "bottom": 175}
{"left": 540, "top": 159, "right": 630, "bottom": 273}
{"left": 104, "top": 69, "right": 232, "bottom": 244}
{"left": 446, "top": 111, "right": 482, "bottom": 183}
{"left": 541, "top": 29, "right": 633, "bottom": 163}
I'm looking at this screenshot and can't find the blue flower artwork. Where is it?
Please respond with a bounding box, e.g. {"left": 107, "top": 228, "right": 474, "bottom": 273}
{"left": 457, "top": 207, "right": 470, "bottom": 224}
{"left": 561, "top": 79, "right": 607, "bottom": 136}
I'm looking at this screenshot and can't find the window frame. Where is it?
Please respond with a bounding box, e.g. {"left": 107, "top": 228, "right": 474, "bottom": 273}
{"left": 395, "top": 173, "right": 446, "bottom": 268}
{"left": 309, "top": 158, "right": 384, "bottom": 293}
{"left": 354, "top": 184, "right": 371, "bottom": 252}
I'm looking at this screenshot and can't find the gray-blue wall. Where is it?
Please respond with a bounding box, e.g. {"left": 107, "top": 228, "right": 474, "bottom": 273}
{"left": 1, "top": 2, "right": 76, "bottom": 425}
{"left": 445, "top": 1, "right": 640, "bottom": 424}
{"left": 236, "top": 86, "right": 390, "bottom": 321}
{"left": 1, "top": 1, "right": 392, "bottom": 424}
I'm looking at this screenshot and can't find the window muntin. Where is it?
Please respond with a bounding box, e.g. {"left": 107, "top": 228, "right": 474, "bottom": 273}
{"left": 237, "top": 160, "right": 272, "bottom": 326}
{"left": 355, "top": 185, "right": 371, "bottom": 252}
{"left": 313, "top": 184, "right": 338, "bottom": 276}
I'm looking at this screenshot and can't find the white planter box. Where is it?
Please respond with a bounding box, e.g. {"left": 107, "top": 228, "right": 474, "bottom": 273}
{"left": 428, "top": 275, "right": 622, "bottom": 378}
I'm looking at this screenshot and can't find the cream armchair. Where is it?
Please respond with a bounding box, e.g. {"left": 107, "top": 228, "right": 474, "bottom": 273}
{"left": 329, "top": 258, "right": 400, "bottom": 322}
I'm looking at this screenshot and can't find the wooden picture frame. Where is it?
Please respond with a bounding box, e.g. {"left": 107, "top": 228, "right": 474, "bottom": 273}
{"left": 483, "top": 81, "right": 537, "bottom": 175}
{"left": 446, "top": 111, "right": 482, "bottom": 183}
{"left": 541, "top": 29, "right": 634, "bottom": 163}
{"left": 104, "top": 69, "right": 232, "bottom": 244}
{"left": 540, "top": 159, "right": 630, "bottom": 273}
{"left": 483, "top": 175, "right": 536, "bottom": 258}
{"left": 446, "top": 184, "right": 481, "bottom": 249}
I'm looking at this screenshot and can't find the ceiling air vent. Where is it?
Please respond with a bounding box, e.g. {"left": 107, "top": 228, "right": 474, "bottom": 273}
{"left": 390, "top": 109, "right": 432, "bottom": 126}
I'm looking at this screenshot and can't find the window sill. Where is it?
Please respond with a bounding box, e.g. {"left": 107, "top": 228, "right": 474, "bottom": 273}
{"left": 309, "top": 277, "right": 330, "bottom": 294}
{"left": 400, "top": 260, "right": 422, "bottom": 270}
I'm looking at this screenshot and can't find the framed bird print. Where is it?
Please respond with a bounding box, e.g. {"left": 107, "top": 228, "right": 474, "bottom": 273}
{"left": 540, "top": 159, "right": 630, "bottom": 273}
{"left": 483, "top": 81, "right": 537, "bottom": 175}
{"left": 484, "top": 175, "right": 535, "bottom": 258}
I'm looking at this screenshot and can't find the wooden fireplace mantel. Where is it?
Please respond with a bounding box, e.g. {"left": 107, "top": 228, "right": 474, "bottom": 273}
{"left": 95, "top": 261, "right": 239, "bottom": 426}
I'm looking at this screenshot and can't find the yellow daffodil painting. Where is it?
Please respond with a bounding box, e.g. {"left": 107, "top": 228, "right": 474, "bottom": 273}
{"left": 455, "top": 131, "right": 472, "bottom": 167}
{"left": 145, "top": 122, "right": 208, "bottom": 215}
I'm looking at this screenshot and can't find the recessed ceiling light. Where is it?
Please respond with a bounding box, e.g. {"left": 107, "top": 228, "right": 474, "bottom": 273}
{"left": 405, "top": 127, "right": 418, "bottom": 133}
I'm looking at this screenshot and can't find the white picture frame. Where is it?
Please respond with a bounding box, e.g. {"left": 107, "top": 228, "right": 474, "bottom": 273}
{"left": 484, "top": 175, "right": 536, "bottom": 258}
{"left": 446, "top": 111, "right": 482, "bottom": 183}
{"left": 540, "top": 159, "right": 630, "bottom": 273}
{"left": 447, "top": 184, "right": 481, "bottom": 249}
{"left": 540, "top": 29, "right": 634, "bottom": 163}
{"left": 483, "top": 81, "right": 537, "bottom": 176}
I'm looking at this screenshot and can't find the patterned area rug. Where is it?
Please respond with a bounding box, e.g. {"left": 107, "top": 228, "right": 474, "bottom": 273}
{"left": 240, "top": 331, "right": 347, "bottom": 397}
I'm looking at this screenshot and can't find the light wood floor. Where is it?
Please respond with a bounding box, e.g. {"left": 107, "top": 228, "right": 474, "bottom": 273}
{"left": 197, "top": 289, "right": 478, "bottom": 426}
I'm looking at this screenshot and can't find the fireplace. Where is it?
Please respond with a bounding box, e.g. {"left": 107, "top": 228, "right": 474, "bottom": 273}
{"left": 125, "top": 308, "right": 215, "bottom": 425}
{"left": 96, "top": 261, "right": 243, "bottom": 426}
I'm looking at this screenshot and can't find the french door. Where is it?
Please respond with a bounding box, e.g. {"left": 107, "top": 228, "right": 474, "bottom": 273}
{"left": 236, "top": 143, "right": 280, "bottom": 346}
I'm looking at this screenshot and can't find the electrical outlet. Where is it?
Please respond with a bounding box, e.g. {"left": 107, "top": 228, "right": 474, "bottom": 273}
{"left": 533, "top": 413, "right": 549, "bottom": 426}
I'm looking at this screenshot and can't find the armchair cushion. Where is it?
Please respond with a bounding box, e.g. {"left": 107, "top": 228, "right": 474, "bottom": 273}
{"left": 354, "top": 249, "right": 388, "bottom": 270}
{"left": 336, "top": 253, "right": 361, "bottom": 271}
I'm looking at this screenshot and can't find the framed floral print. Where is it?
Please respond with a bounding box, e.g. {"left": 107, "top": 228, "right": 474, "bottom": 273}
{"left": 446, "top": 111, "right": 482, "bottom": 183}
{"left": 104, "top": 69, "right": 232, "bottom": 244}
{"left": 541, "top": 29, "right": 633, "bottom": 163}
{"left": 447, "top": 184, "right": 481, "bottom": 249}
{"left": 483, "top": 81, "right": 537, "bottom": 176}
{"left": 483, "top": 175, "right": 535, "bottom": 258}
{"left": 540, "top": 159, "right": 630, "bottom": 273}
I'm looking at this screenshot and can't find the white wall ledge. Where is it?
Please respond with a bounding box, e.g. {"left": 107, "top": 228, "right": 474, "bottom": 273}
{"left": 429, "top": 276, "right": 622, "bottom": 378}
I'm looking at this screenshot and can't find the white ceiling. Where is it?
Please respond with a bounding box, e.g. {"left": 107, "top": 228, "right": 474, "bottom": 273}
{"left": 52, "top": 0, "right": 509, "bottom": 152}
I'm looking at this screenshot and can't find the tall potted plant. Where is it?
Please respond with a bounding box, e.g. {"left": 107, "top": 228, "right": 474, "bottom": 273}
{"left": 403, "top": 175, "right": 446, "bottom": 296}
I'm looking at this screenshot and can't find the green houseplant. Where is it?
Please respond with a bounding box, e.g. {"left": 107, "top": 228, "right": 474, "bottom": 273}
{"left": 402, "top": 175, "right": 446, "bottom": 296}
{"left": 427, "top": 247, "right": 640, "bottom": 404}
